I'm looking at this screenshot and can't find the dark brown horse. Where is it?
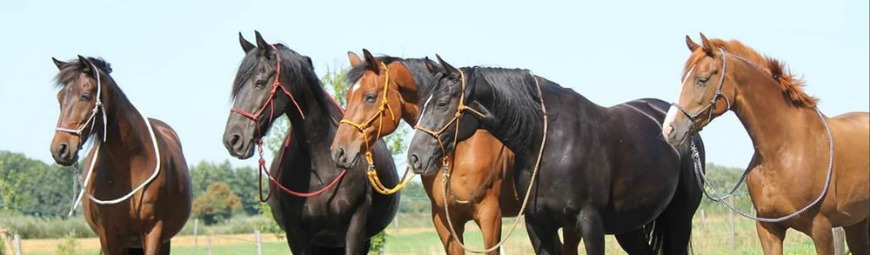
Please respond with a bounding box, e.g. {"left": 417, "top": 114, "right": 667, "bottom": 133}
{"left": 663, "top": 34, "right": 869, "bottom": 255}
{"left": 222, "top": 32, "right": 399, "bottom": 254}
{"left": 50, "top": 56, "right": 191, "bottom": 255}
{"left": 330, "top": 50, "right": 581, "bottom": 254}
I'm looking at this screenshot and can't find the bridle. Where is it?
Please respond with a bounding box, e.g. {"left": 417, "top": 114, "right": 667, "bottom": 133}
{"left": 414, "top": 69, "right": 486, "bottom": 169}
{"left": 671, "top": 48, "right": 732, "bottom": 129}
{"left": 338, "top": 62, "right": 415, "bottom": 195}
{"left": 339, "top": 62, "right": 397, "bottom": 170}
{"left": 229, "top": 45, "right": 349, "bottom": 200}
{"left": 55, "top": 64, "right": 107, "bottom": 142}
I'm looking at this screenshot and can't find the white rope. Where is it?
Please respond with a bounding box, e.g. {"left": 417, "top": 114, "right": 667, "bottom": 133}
{"left": 67, "top": 64, "right": 162, "bottom": 215}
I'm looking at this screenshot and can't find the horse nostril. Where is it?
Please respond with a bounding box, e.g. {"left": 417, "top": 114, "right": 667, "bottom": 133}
{"left": 58, "top": 143, "right": 69, "bottom": 158}
{"left": 228, "top": 134, "right": 243, "bottom": 149}
{"left": 410, "top": 154, "right": 421, "bottom": 170}
{"left": 336, "top": 147, "right": 347, "bottom": 163}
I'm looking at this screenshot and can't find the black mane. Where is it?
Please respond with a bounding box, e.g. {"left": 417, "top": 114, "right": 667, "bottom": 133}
{"left": 464, "top": 67, "right": 544, "bottom": 150}
{"left": 345, "top": 56, "right": 439, "bottom": 97}
{"left": 232, "top": 44, "right": 342, "bottom": 121}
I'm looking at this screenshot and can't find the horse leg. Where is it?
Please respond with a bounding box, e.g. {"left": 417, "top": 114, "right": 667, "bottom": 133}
{"left": 843, "top": 218, "right": 869, "bottom": 255}
{"left": 808, "top": 216, "right": 835, "bottom": 255}
{"left": 473, "top": 201, "right": 502, "bottom": 255}
{"left": 614, "top": 229, "right": 654, "bottom": 255}
{"left": 432, "top": 207, "right": 467, "bottom": 255}
{"left": 287, "top": 231, "right": 311, "bottom": 255}
{"left": 577, "top": 209, "right": 605, "bottom": 255}
{"left": 142, "top": 221, "right": 164, "bottom": 255}
{"left": 561, "top": 226, "right": 580, "bottom": 255}
{"left": 525, "top": 216, "right": 561, "bottom": 255}
{"left": 756, "top": 221, "right": 786, "bottom": 255}
{"left": 157, "top": 241, "right": 170, "bottom": 255}
{"left": 344, "top": 204, "right": 370, "bottom": 255}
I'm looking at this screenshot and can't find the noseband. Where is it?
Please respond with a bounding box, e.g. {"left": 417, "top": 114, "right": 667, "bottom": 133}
{"left": 671, "top": 48, "right": 732, "bottom": 127}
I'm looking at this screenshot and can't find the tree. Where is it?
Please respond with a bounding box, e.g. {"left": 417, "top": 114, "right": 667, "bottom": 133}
{"left": 192, "top": 182, "right": 241, "bottom": 225}
{"left": 0, "top": 151, "right": 75, "bottom": 217}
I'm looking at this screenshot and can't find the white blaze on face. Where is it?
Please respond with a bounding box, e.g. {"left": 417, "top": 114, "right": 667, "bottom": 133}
{"left": 350, "top": 79, "right": 362, "bottom": 98}
{"left": 418, "top": 93, "right": 435, "bottom": 124}
{"left": 663, "top": 64, "right": 697, "bottom": 139}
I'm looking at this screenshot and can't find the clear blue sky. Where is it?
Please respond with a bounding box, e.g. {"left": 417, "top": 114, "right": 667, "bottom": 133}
{"left": 1, "top": 0, "right": 867, "bottom": 169}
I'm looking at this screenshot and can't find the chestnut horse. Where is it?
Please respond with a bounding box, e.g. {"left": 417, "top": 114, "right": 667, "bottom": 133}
{"left": 223, "top": 32, "right": 399, "bottom": 254}
{"left": 663, "top": 34, "right": 869, "bottom": 255}
{"left": 330, "top": 50, "right": 581, "bottom": 254}
{"left": 50, "top": 56, "right": 191, "bottom": 255}
{"left": 408, "top": 56, "right": 705, "bottom": 255}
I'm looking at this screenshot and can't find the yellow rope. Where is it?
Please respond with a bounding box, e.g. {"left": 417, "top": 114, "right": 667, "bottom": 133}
{"left": 369, "top": 166, "right": 416, "bottom": 195}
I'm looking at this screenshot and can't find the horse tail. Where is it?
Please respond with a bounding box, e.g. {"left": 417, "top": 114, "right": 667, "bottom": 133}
{"left": 641, "top": 211, "right": 668, "bottom": 255}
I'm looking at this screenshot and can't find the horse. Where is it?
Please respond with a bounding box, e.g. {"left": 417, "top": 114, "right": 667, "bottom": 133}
{"left": 49, "top": 56, "right": 191, "bottom": 255}
{"left": 662, "top": 34, "right": 869, "bottom": 255}
{"left": 407, "top": 56, "right": 706, "bottom": 255}
{"left": 329, "top": 50, "right": 581, "bottom": 254}
{"left": 222, "top": 31, "right": 400, "bottom": 254}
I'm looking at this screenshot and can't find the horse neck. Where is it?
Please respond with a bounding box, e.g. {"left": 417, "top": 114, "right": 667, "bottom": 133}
{"left": 480, "top": 77, "right": 547, "bottom": 159}
{"left": 99, "top": 80, "right": 153, "bottom": 163}
{"left": 283, "top": 80, "right": 341, "bottom": 154}
{"left": 729, "top": 58, "right": 822, "bottom": 163}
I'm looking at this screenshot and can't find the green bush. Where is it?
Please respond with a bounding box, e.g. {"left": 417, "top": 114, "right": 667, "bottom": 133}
{"left": 0, "top": 214, "right": 93, "bottom": 239}
{"left": 55, "top": 230, "right": 78, "bottom": 255}
{"left": 370, "top": 231, "right": 387, "bottom": 254}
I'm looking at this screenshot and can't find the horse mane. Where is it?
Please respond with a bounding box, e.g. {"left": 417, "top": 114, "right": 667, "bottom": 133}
{"left": 232, "top": 44, "right": 342, "bottom": 120}
{"left": 464, "top": 67, "right": 543, "bottom": 150}
{"left": 53, "top": 57, "right": 113, "bottom": 88}
{"left": 684, "top": 39, "right": 817, "bottom": 108}
{"left": 346, "top": 56, "right": 439, "bottom": 96}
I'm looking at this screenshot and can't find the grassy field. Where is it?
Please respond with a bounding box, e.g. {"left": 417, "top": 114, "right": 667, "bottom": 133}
{"left": 10, "top": 212, "right": 824, "bottom": 255}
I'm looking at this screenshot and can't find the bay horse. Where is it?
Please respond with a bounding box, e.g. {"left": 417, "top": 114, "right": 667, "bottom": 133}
{"left": 329, "top": 50, "right": 581, "bottom": 254}
{"left": 222, "top": 31, "right": 399, "bottom": 254}
{"left": 407, "top": 56, "right": 706, "bottom": 255}
{"left": 662, "top": 34, "right": 869, "bottom": 255}
{"left": 49, "top": 56, "right": 191, "bottom": 255}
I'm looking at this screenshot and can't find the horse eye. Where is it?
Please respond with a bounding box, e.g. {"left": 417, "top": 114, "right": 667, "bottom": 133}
{"left": 697, "top": 77, "right": 709, "bottom": 86}
{"left": 255, "top": 80, "right": 267, "bottom": 88}
{"left": 365, "top": 94, "right": 377, "bottom": 103}
{"left": 80, "top": 94, "right": 91, "bottom": 101}
{"left": 436, "top": 100, "right": 448, "bottom": 109}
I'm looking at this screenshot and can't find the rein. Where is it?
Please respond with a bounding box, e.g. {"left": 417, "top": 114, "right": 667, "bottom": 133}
{"left": 416, "top": 70, "right": 549, "bottom": 253}
{"left": 230, "top": 45, "right": 346, "bottom": 200}
{"left": 339, "top": 62, "right": 415, "bottom": 195}
{"left": 64, "top": 64, "right": 162, "bottom": 216}
{"left": 675, "top": 49, "right": 836, "bottom": 222}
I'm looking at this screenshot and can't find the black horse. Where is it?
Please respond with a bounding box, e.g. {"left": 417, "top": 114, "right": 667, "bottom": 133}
{"left": 408, "top": 56, "right": 705, "bottom": 255}
{"left": 222, "top": 31, "right": 399, "bottom": 254}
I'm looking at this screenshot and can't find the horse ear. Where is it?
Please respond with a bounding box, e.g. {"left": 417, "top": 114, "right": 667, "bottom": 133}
{"left": 685, "top": 35, "right": 700, "bottom": 52}
{"left": 253, "top": 30, "right": 273, "bottom": 57}
{"left": 362, "top": 49, "right": 380, "bottom": 75}
{"left": 77, "top": 55, "right": 92, "bottom": 74}
{"left": 435, "top": 54, "right": 460, "bottom": 77}
{"left": 347, "top": 51, "right": 363, "bottom": 67}
{"left": 52, "top": 57, "right": 67, "bottom": 70}
{"left": 304, "top": 56, "right": 313, "bottom": 69}
{"left": 239, "top": 32, "right": 255, "bottom": 53}
{"left": 424, "top": 57, "right": 441, "bottom": 74}
{"left": 699, "top": 33, "right": 714, "bottom": 56}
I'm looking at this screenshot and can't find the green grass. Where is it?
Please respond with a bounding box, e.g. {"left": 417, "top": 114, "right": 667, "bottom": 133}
{"left": 19, "top": 212, "right": 829, "bottom": 255}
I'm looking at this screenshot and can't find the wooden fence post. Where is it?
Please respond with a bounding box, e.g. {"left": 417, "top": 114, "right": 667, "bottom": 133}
{"left": 206, "top": 234, "right": 213, "bottom": 255}
{"left": 728, "top": 210, "right": 735, "bottom": 252}
{"left": 12, "top": 234, "right": 21, "bottom": 255}
{"left": 255, "top": 229, "right": 262, "bottom": 255}
{"left": 193, "top": 218, "right": 199, "bottom": 247}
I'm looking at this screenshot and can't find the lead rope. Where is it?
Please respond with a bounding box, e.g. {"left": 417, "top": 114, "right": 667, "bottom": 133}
{"left": 690, "top": 107, "right": 834, "bottom": 222}
{"left": 442, "top": 73, "right": 548, "bottom": 253}
{"left": 68, "top": 63, "right": 162, "bottom": 216}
